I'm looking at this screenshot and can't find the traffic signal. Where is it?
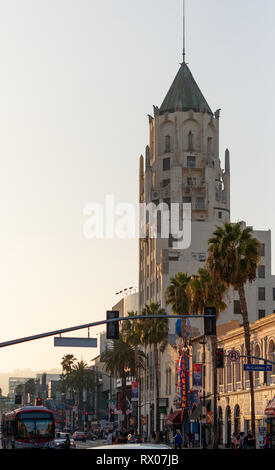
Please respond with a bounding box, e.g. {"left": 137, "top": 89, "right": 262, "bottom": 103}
{"left": 36, "top": 397, "right": 42, "bottom": 406}
{"left": 15, "top": 394, "right": 22, "bottom": 405}
{"left": 204, "top": 306, "right": 216, "bottom": 336}
{"left": 216, "top": 348, "right": 224, "bottom": 368}
{"left": 110, "top": 409, "right": 115, "bottom": 422}
{"left": 84, "top": 411, "right": 88, "bottom": 422}
{"left": 106, "top": 310, "right": 119, "bottom": 340}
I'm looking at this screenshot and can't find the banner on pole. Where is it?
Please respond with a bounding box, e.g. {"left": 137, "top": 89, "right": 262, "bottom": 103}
{"left": 192, "top": 364, "right": 203, "bottom": 390}
{"left": 131, "top": 381, "right": 138, "bottom": 402}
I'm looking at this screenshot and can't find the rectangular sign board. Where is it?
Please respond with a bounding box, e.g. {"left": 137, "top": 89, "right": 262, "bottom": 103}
{"left": 243, "top": 364, "right": 272, "bottom": 372}
{"left": 54, "top": 337, "right": 97, "bottom": 348}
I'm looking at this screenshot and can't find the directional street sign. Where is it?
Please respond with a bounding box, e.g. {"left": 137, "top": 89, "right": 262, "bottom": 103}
{"left": 54, "top": 337, "right": 97, "bottom": 348}
{"left": 228, "top": 350, "right": 240, "bottom": 362}
{"left": 243, "top": 364, "right": 272, "bottom": 372}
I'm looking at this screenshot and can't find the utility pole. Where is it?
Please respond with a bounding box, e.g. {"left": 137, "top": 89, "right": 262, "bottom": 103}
{"left": 201, "top": 336, "right": 207, "bottom": 449}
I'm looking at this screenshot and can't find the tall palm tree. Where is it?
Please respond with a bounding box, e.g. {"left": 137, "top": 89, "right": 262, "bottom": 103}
{"left": 207, "top": 221, "right": 261, "bottom": 437}
{"left": 66, "top": 360, "right": 95, "bottom": 430}
{"left": 102, "top": 337, "right": 145, "bottom": 428}
{"left": 166, "top": 273, "right": 191, "bottom": 447}
{"left": 61, "top": 354, "right": 76, "bottom": 373}
{"left": 137, "top": 303, "right": 169, "bottom": 442}
{"left": 189, "top": 267, "right": 227, "bottom": 448}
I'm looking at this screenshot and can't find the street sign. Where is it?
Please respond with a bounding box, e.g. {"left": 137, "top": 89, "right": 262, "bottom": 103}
{"left": 54, "top": 337, "right": 97, "bottom": 348}
{"left": 228, "top": 350, "right": 240, "bottom": 362}
{"left": 243, "top": 364, "right": 272, "bottom": 372}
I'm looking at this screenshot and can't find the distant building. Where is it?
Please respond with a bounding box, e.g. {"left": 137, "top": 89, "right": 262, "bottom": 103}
{"left": 8, "top": 377, "right": 33, "bottom": 398}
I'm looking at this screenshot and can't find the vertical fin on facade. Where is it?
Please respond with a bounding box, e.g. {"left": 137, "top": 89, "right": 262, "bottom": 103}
{"left": 225, "top": 148, "right": 230, "bottom": 174}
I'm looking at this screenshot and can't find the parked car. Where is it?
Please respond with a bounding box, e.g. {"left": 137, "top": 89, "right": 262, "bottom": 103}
{"left": 72, "top": 431, "right": 87, "bottom": 442}
{"left": 55, "top": 432, "right": 76, "bottom": 449}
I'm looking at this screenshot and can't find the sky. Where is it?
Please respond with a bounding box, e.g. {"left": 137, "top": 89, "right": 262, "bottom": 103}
{"left": 0, "top": 0, "right": 274, "bottom": 387}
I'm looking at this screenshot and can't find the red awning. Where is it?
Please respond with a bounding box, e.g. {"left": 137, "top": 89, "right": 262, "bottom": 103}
{"left": 265, "top": 397, "right": 275, "bottom": 417}
{"left": 165, "top": 410, "right": 182, "bottom": 426}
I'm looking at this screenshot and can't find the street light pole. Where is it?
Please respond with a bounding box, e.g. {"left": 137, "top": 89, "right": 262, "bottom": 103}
{"left": 201, "top": 336, "right": 207, "bottom": 449}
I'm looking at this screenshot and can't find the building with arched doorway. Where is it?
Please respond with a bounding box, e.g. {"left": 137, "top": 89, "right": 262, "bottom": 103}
{"left": 207, "top": 314, "right": 275, "bottom": 447}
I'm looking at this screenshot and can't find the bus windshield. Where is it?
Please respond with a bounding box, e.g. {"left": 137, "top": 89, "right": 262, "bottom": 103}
{"left": 16, "top": 413, "right": 54, "bottom": 439}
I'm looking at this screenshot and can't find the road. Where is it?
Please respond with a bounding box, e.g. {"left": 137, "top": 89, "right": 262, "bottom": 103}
{"left": 75, "top": 439, "right": 106, "bottom": 449}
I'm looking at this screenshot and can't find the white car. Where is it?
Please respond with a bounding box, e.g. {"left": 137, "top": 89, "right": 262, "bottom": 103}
{"left": 89, "top": 443, "right": 171, "bottom": 450}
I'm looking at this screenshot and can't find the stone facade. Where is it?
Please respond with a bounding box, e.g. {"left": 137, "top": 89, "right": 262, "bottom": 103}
{"left": 137, "top": 59, "right": 275, "bottom": 436}
{"left": 192, "top": 315, "right": 275, "bottom": 447}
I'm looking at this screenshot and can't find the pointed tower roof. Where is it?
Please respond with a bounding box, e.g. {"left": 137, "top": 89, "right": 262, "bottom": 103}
{"left": 159, "top": 62, "right": 213, "bottom": 115}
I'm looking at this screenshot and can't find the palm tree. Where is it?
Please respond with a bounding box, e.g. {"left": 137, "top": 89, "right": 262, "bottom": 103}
{"left": 207, "top": 221, "right": 261, "bottom": 437}
{"left": 137, "top": 303, "right": 169, "bottom": 442}
{"left": 61, "top": 354, "right": 76, "bottom": 373}
{"left": 166, "top": 273, "right": 191, "bottom": 447}
{"left": 189, "top": 267, "right": 227, "bottom": 448}
{"left": 66, "top": 360, "right": 95, "bottom": 430}
{"left": 102, "top": 337, "right": 145, "bottom": 428}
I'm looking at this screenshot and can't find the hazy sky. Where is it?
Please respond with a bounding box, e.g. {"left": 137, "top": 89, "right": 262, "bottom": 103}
{"left": 0, "top": 0, "right": 274, "bottom": 379}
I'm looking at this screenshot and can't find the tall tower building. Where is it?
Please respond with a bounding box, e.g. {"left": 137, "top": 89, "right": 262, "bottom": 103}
{"left": 139, "top": 60, "right": 230, "bottom": 319}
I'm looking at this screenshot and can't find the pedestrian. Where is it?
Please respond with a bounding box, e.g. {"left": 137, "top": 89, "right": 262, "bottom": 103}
{"left": 264, "top": 434, "right": 270, "bottom": 449}
{"left": 244, "top": 430, "right": 256, "bottom": 449}
{"left": 238, "top": 432, "right": 245, "bottom": 449}
{"left": 232, "top": 433, "right": 239, "bottom": 449}
{"left": 194, "top": 432, "right": 199, "bottom": 447}
{"left": 175, "top": 429, "right": 182, "bottom": 450}
{"left": 107, "top": 429, "right": 113, "bottom": 445}
{"left": 187, "top": 430, "right": 192, "bottom": 448}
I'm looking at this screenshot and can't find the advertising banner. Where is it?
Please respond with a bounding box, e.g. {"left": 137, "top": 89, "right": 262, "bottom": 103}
{"left": 192, "top": 364, "right": 203, "bottom": 390}
{"left": 131, "top": 381, "right": 138, "bottom": 402}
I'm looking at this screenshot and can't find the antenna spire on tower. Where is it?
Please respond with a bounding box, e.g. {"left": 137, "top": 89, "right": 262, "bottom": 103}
{"left": 182, "top": 0, "right": 186, "bottom": 63}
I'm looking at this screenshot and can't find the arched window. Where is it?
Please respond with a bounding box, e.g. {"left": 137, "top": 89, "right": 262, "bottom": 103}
{"left": 165, "top": 135, "right": 171, "bottom": 153}
{"left": 226, "top": 356, "right": 232, "bottom": 388}
{"left": 235, "top": 351, "right": 241, "bottom": 385}
{"left": 166, "top": 367, "right": 171, "bottom": 395}
{"left": 225, "top": 406, "right": 232, "bottom": 448}
{"left": 218, "top": 407, "right": 223, "bottom": 445}
{"left": 234, "top": 405, "right": 241, "bottom": 435}
{"left": 207, "top": 136, "right": 213, "bottom": 154}
{"left": 254, "top": 344, "right": 261, "bottom": 386}
{"left": 188, "top": 131, "right": 194, "bottom": 150}
{"left": 268, "top": 340, "right": 275, "bottom": 383}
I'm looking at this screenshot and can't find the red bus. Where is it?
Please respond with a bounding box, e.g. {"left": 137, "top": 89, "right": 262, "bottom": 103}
{"left": 1, "top": 406, "right": 55, "bottom": 449}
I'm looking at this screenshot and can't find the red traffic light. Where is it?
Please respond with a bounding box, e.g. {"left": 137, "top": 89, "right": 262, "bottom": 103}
{"left": 216, "top": 348, "right": 224, "bottom": 368}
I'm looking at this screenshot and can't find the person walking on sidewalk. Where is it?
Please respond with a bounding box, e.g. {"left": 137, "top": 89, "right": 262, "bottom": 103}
{"left": 175, "top": 429, "right": 182, "bottom": 450}
{"left": 244, "top": 430, "right": 256, "bottom": 449}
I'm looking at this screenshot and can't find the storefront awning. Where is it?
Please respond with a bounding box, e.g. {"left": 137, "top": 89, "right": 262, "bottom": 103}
{"left": 165, "top": 410, "right": 182, "bottom": 426}
{"left": 265, "top": 397, "right": 275, "bottom": 417}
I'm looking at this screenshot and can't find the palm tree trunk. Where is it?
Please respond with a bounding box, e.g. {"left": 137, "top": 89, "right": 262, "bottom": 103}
{"left": 78, "top": 387, "right": 84, "bottom": 431}
{"left": 238, "top": 285, "right": 256, "bottom": 437}
{"left": 122, "top": 374, "right": 127, "bottom": 429}
{"left": 153, "top": 343, "right": 160, "bottom": 443}
{"left": 211, "top": 335, "right": 218, "bottom": 448}
{"left": 134, "top": 346, "right": 138, "bottom": 431}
